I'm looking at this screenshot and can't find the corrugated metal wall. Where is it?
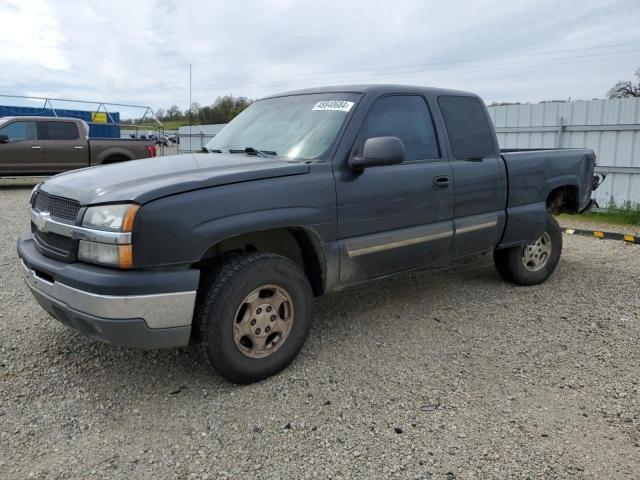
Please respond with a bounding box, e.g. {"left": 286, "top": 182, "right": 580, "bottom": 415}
{"left": 178, "top": 124, "right": 227, "bottom": 153}
{"left": 487, "top": 98, "right": 640, "bottom": 208}
{"left": 0, "top": 105, "right": 121, "bottom": 138}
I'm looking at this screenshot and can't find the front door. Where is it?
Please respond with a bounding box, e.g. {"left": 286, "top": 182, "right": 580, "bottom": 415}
{"left": 0, "top": 120, "right": 45, "bottom": 175}
{"left": 335, "top": 94, "right": 454, "bottom": 284}
{"left": 437, "top": 95, "right": 508, "bottom": 257}
{"left": 41, "top": 120, "right": 87, "bottom": 173}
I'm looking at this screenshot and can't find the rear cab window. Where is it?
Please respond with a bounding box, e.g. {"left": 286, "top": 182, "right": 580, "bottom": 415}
{"left": 42, "top": 121, "right": 80, "bottom": 140}
{"left": 360, "top": 95, "right": 440, "bottom": 162}
{"left": 438, "top": 95, "right": 496, "bottom": 160}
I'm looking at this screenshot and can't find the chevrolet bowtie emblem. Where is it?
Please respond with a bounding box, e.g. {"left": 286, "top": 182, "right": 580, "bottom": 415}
{"left": 33, "top": 211, "right": 50, "bottom": 232}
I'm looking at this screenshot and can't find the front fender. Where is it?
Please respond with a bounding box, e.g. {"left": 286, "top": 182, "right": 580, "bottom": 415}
{"left": 131, "top": 165, "right": 337, "bottom": 269}
{"left": 192, "top": 207, "right": 324, "bottom": 259}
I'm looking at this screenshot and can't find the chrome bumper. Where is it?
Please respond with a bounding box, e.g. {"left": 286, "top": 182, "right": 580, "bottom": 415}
{"left": 21, "top": 260, "right": 196, "bottom": 330}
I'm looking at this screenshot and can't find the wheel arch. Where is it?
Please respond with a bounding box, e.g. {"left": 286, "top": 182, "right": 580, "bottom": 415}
{"left": 196, "top": 226, "right": 326, "bottom": 296}
{"left": 94, "top": 147, "right": 135, "bottom": 165}
{"left": 102, "top": 154, "right": 131, "bottom": 164}
{"left": 546, "top": 184, "right": 579, "bottom": 214}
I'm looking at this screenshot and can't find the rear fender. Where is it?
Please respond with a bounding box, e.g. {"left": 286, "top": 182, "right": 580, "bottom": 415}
{"left": 93, "top": 147, "right": 135, "bottom": 165}
{"left": 498, "top": 201, "right": 547, "bottom": 248}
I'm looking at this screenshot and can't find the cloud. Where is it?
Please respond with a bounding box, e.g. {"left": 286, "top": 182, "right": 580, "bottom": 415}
{"left": 0, "top": 0, "right": 638, "bottom": 111}
{"left": 0, "top": 0, "right": 69, "bottom": 71}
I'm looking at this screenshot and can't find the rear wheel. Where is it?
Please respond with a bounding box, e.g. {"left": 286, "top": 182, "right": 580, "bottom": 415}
{"left": 195, "top": 252, "right": 313, "bottom": 384}
{"left": 493, "top": 214, "right": 562, "bottom": 285}
{"left": 102, "top": 155, "right": 129, "bottom": 164}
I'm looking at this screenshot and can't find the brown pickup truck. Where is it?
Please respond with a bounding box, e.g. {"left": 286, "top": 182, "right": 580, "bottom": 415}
{"left": 0, "top": 116, "right": 157, "bottom": 176}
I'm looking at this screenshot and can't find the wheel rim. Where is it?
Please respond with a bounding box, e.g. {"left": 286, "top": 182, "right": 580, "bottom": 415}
{"left": 232, "top": 284, "right": 294, "bottom": 359}
{"left": 521, "top": 232, "right": 552, "bottom": 272}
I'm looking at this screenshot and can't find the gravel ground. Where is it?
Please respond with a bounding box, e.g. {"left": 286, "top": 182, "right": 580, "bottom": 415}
{"left": 1, "top": 185, "right": 639, "bottom": 479}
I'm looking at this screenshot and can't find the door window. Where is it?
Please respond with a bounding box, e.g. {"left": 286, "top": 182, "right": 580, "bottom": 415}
{"left": 44, "top": 121, "right": 79, "bottom": 140}
{"left": 0, "top": 121, "right": 37, "bottom": 142}
{"left": 361, "top": 95, "right": 439, "bottom": 162}
{"left": 438, "top": 96, "right": 496, "bottom": 160}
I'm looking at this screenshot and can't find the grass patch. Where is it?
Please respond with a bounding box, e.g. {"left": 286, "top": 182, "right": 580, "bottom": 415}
{"left": 561, "top": 210, "right": 640, "bottom": 226}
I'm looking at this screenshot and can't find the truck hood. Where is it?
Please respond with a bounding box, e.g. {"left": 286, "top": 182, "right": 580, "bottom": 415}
{"left": 40, "top": 153, "right": 310, "bottom": 205}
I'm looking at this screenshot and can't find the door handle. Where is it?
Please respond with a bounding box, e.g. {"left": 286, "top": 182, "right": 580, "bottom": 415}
{"left": 73, "top": 145, "right": 84, "bottom": 149}
{"left": 433, "top": 175, "right": 451, "bottom": 190}
{"left": 31, "top": 145, "right": 43, "bottom": 149}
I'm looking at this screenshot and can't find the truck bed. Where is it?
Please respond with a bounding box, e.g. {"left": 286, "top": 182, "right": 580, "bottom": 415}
{"left": 501, "top": 148, "right": 595, "bottom": 210}
{"left": 88, "top": 138, "right": 156, "bottom": 166}
{"left": 497, "top": 148, "right": 596, "bottom": 247}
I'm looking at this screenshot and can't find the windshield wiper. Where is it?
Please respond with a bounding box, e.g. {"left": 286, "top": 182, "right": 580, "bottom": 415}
{"left": 201, "top": 147, "right": 222, "bottom": 153}
{"left": 228, "top": 147, "right": 277, "bottom": 158}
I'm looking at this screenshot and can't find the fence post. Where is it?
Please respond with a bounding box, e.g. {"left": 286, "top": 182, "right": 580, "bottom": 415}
{"left": 555, "top": 116, "right": 565, "bottom": 148}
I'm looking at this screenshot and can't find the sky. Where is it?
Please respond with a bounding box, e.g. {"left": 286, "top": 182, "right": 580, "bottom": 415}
{"left": 1, "top": 0, "right": 639, "bottom": 117}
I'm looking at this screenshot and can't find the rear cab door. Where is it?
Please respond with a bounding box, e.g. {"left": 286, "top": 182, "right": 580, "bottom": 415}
{"left": 334, "top": 91, "right": 454, "bottom": 284}
{"left": 436, "top": 95, "right": 508, "bottom": 257}
{"left": 41, "top": 120, "right": 88, "bottom": 173}
{"left": 0, "top": 120, "right": 44, "bottom": 175}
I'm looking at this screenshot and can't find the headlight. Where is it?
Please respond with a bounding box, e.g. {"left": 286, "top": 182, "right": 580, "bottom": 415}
{"left": 82, "top": 203, "right": 139, "bottom": 232}
{"left": 79, "top": 203, "right": 138, "bottom": 268}
{"left": 28, "top": 183, "right": 41, "bottom": 206}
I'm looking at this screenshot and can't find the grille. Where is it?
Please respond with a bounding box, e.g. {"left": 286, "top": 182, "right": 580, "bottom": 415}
{"left": 31, "top": 223, "right": 74, "bottom": 257}
{"left": 33, "top": 192, "right": 80, "bottom": 223}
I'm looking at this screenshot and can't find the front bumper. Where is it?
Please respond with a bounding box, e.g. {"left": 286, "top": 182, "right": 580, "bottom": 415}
{"left": 18, "top": 233, "right": 200, "bottom": 348}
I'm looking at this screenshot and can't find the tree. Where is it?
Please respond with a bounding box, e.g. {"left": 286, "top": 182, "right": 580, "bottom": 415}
{"left": 186, "top": 102, "right": 201, "bottom": 119}
{"left": 166, "top": 104, "right": 182, "bottom": 121}
{"left": 199, "top": 95, "right": 252, "bottom": 124}
{"left": 156, "top": 95, "right": 252, "bottom": 126}
{"left": 607, "top": 68, "right": 640, "bottom": 98}
{"left": 487, "top": 101, "right": 521, "bottom": 107}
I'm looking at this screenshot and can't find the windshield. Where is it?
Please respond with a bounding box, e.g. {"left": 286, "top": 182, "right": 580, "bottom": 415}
{"left": 205, "top": 93, "right": 360, "bottom": 160}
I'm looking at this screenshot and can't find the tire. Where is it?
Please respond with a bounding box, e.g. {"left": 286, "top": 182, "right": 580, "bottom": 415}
{"left": 493, "top": 214, "right": 562, "bottom": 286}
{"left": 102, "top": 155, "right": 129, "bottom": 165}
{"left": 195, "top": 252, "right": 313, "bottom": 384}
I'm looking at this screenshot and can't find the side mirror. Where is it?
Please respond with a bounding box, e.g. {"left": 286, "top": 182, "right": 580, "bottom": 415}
{"left": 349, "top": 136, "right": 405, "bottom": 170}
{"left": 0, "top": 135, "right": 8, "bottom": 144}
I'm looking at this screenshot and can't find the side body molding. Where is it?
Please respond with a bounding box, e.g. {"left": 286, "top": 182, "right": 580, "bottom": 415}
{"left": 344, "top": 222, "right": 453, "bottom": 258}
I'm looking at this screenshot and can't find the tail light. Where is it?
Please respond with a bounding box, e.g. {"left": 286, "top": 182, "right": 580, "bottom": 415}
{"left": 146, "top": 145, "right": 157, "bottom": 157}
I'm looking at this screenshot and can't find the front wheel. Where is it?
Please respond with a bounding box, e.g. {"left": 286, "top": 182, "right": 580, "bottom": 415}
{"left": 493, "top": 214, "right": 562, "bottom": 286}
{"left": 195, "top": 252, "right": 313, "bottom": 384}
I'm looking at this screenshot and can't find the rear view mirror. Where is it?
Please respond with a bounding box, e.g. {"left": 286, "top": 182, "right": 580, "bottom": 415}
{"left": 0, "top": 135, "right": 8, "bottom": 144}
{"left": 349, "top": 136, "right": 405, "bottom": 170}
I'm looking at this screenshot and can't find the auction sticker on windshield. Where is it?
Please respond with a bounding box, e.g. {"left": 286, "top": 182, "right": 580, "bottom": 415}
{"left": 312, "top": 100, "right": 354, "bottom": 112}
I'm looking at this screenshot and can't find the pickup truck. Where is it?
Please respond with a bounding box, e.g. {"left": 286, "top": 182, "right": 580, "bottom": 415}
{"left": 17, "top": 85, "right": 600, "bottom": 384}
{"left": 0, "top": 116, "right": 157, "bottom": 176}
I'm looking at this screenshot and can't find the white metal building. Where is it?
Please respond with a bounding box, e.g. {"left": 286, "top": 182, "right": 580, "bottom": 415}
{"left": 178, "top": 124, "right": 227, "bottom": 153}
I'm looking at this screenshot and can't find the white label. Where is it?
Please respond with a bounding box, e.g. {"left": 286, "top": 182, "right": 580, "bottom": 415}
{"left": 312, "top": 100, "right": 354, "bottom": 112}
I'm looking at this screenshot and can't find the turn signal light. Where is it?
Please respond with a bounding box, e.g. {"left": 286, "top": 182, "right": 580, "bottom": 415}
{"left": 118, "top": 244, "right": 133, "bottom": 269}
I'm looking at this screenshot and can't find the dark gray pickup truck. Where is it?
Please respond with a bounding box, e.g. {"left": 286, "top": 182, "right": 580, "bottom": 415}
{"left": 0, "top": 116, "right": 157, "bottom": 176}
{"left": 17, "top": 85, "right": 600, "bottom": 383}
